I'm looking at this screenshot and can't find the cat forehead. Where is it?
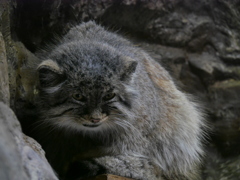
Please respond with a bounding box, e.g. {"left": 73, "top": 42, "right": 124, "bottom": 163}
{"left": 69, "top": 72, "right": 115, "bottom": 91}
{"left": 51, "top": 41, "right": 121, "bottom": 64}
{"left": 50, "top": 45, "right": 121, "bottom": 78}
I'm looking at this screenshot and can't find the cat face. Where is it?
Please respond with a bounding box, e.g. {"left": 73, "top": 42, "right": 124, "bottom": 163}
{"left": 37, "top": 42, "right": 137, "bottom": 133}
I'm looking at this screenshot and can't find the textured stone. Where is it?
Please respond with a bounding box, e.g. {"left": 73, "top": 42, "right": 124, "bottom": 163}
{"left": 0, "top": 33, "right": 9, "bottom": 105}
{"left": 0, "top": 102, "right": 28, "bottom": 180}
{"left": 0, "top": 1, "right": 58, "bottom": 180}
{"left": 85, "top": 174, "right": 134, "bottom": 180}
{"left": 0, "top": 102, "right": 58, "bottom": 180}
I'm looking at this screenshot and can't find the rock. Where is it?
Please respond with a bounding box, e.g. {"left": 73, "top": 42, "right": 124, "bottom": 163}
{"left": 0, "top": 102, "right": 28, "bottom": 180}
{"left": 13, "top": 0, "right": 113, "bottom": 52}
{"left": 203, "top": 146, "right": 240, "bottom": 180}
{"left": 85, "top": 174, "right": 134, "bottom": 180}
{"left": 21, "top": 134, "right": 58, "bottom": 180}
{"left": 0, "top": 1, "right": 58, "bottom": 180}
{"left": 208, "top": 80, "right": 240, "bottom": 156}
{"left": 0, "top": 102, "right": 58, "bottom": 180}
{"left": 0, "top": 33, "right": 9, "bottom": 105}
{"left": 187, "top": 52, "right": 237, "bottom": 86}
{"left": 0, "top": 0, "right": 10, "bottom": 106}
{"left": 1, "top": 0, "right": 18, "bottom": 109}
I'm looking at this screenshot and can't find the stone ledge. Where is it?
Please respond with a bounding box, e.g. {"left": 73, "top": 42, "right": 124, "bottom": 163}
{"left": 84, "top": 174, "right": 134, "bottom": 180}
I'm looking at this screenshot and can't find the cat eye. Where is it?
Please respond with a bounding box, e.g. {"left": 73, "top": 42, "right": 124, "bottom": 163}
{"left": 103, "top": 93, "right": 116, "bottom": 101}
{"left": 72, "top": 93, "right": 86, "bottom": 102}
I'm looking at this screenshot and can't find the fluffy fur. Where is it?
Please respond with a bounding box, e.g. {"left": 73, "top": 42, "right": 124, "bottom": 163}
{"left": 29, "top": 21, "right": 206, "bottom": 180}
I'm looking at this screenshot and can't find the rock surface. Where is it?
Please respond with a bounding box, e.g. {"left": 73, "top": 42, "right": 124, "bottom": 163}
{"left": 0, "top": 103, "right": 28, "bottom": 180}
{"left": 0, "top": 102, "right": 58, "bottom": 180}
{"left": 0, "top": 1, "right": 58, "bottom": 180}
{"left": 0, "top": 32, "right": 9, "bottom": 105}
{"left": 0, "top": 0, "right": 240, "bottom": 179}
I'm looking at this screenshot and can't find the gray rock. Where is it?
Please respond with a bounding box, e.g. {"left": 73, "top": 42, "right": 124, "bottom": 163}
{"left": 0, "top": 102, "right": 28, "bottom": 180}
{"left": 0, "top": 33, "right": 9, "bottom": 105}
{"left": 208, "top": 80, "right": 240, "bottom": 156}
{"left": 0, "top": 1, "right": 58, "bottom": 179}
{"left": 0, "top": 102, "right": 58, "bottom": 180}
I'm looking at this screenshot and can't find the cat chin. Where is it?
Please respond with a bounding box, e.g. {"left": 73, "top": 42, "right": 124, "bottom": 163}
{"left": 80, "top": 123, "right": 105, "bottom": 131}
{"left": 50, "top": 116, "right": 123, "bottom": 134}
{"left": 53, "top": 119, "right": 109, "bottom": 133}
{"left": 82, "top": 123, "right": 101, "bottom": 128}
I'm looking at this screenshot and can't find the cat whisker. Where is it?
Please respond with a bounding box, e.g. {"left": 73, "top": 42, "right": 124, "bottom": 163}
{"left": 122, "top": 119, "right": 141, "bottom": 135}
{"left": 29, "top": 119, "right": 54, "bottom": 133}
{"left": 109, "top": 113, "right": 126, "bottom": 117}
{"left": 114, "top": 121, "right": 128, "bottom": 131}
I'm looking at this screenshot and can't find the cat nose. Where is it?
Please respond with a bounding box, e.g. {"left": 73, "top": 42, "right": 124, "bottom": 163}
{"left": 90, "top": 118, "right": 100, "bottom": 123}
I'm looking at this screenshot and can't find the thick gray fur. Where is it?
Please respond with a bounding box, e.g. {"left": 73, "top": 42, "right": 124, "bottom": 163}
{"left": 33, "top": 21, "right": 206, "bottom": 180}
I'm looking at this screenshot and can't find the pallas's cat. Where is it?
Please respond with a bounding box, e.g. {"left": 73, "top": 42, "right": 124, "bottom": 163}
{"left": 21, "top": 21, "right": 206, "bottom": 180}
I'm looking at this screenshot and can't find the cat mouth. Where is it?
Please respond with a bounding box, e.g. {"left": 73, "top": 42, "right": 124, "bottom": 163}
{"left": 81, "top": 116, "right": 108, "bottom": 128}
{"left": 82, "top": 123, "right": 101, "bottom": 128}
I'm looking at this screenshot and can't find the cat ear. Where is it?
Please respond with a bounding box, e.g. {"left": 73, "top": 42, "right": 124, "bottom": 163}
{"left": 37, "top": 59, "right": 66, "bottom": 87}
{"left": 120, "top": 56, "right": 138, "bottom": 81}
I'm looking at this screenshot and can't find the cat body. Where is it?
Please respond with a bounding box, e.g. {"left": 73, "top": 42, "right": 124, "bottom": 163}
{"left": 27, "top": 22, "right": 205, "bottom": 180}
